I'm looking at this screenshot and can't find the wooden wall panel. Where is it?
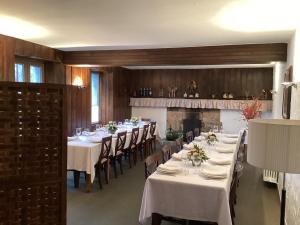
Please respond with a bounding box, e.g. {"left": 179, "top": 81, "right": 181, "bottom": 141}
{"left": 0, "top": 34, "right": 64, "bottom": 83}
{"left": 63, "top": 43, "right": 287, "bottom": 66}
{"left": 66, "top": 67, "right": 91, "bottom": 136}
{"left": 128, "top": 68, "right": 273, "bottom": 99}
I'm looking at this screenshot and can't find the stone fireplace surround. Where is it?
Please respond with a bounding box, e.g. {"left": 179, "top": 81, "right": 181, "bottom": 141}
{"left": 130, "top": 98, "right": 273, "bottom": 138}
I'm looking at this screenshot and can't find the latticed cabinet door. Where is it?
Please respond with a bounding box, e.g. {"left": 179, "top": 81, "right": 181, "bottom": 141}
{"left": 0, "top": 82, "right": 67, "bottom": 225}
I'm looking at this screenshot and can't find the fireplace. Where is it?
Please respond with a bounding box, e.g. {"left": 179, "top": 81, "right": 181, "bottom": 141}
{"left": 167, "top": 108, "right": 221, "bottom": 139}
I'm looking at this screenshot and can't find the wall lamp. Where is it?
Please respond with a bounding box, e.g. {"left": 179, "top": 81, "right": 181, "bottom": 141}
{"left": 73, "top": 76, "right": 85, "bottom": 88}
{"left": 281, "top": 81, "right": 298, "bottom": 88}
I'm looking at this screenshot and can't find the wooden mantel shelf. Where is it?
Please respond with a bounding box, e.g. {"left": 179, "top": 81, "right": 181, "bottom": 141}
{"left": 129, "top": 98, "right": 272, "bottom": 112}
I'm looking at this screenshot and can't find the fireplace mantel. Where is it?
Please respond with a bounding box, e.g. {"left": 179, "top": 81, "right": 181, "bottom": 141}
{"left": 130, "top": 98, "right": 272, "bottom": 112}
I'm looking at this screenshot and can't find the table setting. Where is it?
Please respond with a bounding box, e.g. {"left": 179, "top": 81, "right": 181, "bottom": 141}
{"left": 139, "top": 130, "right": 243, "bottom": 225}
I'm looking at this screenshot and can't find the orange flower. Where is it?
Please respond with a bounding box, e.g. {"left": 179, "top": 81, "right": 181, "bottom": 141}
{"left": 242, "top": 99, "right": 262, "bottom": 121}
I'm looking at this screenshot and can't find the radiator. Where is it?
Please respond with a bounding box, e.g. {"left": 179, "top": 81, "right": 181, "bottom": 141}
{"left": 263, "top": 170, "right": 279, "bottom": 183}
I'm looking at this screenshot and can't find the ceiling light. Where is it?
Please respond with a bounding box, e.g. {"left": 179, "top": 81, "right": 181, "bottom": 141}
{"left": 0, "top": 14, "right": 49, "bottom": 39}
{"left": 213, "top": 0, "right": 300, "bottom": 32}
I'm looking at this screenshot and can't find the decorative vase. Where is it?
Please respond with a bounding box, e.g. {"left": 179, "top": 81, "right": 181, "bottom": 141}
{"left": 191, "top": 158, "right": 202, "bottom": 167}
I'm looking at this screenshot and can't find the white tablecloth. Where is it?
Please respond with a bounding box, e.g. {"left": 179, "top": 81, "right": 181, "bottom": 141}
{"left": 67, "top": 122, "right": 159, "bottom": 183}
{"left": 139, "top": 132, "right": 242, "bottom": 225}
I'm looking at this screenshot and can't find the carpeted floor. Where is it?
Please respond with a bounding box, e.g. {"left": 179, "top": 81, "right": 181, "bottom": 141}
{"left": 67, "top": 148, "right": 280, "bottom": 225}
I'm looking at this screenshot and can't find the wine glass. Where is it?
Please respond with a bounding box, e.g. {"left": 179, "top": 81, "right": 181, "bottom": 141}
{"left": 213, "top": 125, "right": 219, "bottom": 133}
{"left": 95, "top": 124, "right": 100, "bottom": 130}
{"left": 76, "top": 128, "right": 81, "bottom": 136}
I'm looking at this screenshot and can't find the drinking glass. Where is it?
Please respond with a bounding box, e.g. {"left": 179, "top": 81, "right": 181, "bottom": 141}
{"left": 220, "top": 124, "right": 224, "bottom": 134}
{"left": 213, "top": 125, "right": 219, "bottom": 133}
{"left": 76, "top": 128, "right": 81, "bottom": 136}
{"left": 95, "top": 124, "right": 100, "bottom": 130}
{"left": 118, "top": 122, "right": 122, "bottom": 126}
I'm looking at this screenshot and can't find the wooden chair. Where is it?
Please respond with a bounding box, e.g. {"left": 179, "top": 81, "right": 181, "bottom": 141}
{"left": 96, "top": 136, "right": 112, "bottom": 189}
{"left": 194, "top": 127, "right": 200, "bottom": 137}
{"left": 139, "top": 124, "right": 150, "bottom": 160}
{"left": 161, "top": 144, "right": 172, "bottom": 163}
{"left": 124, "top": 127, "right": 139, "bottom": 168}
{"left": 144, "top": 153, "right": 161, "bottom": 179}
{"left": 186, "top": 131, "right": 193, "bottom": 143}
{"left": 111, "top": 131, "right": 127, "bottom": 178}
{"left": 149, "top": 121, "right": 157, "bottom": 154}
{"left": 229, "top": 170, "right": 238, "bottom": 225}
{"left": 175, "top": 137, "right": 183, "bottom": 152}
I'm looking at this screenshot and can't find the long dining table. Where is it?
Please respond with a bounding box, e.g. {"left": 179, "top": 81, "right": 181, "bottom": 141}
{"left": 139, "top": 131, "right": 242, "bottom": 225}
{"left": 67, "top": 121, "right": 159, "bottom": 192}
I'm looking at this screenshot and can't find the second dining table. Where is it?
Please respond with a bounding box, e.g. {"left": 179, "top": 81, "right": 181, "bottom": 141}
{"left": 67, "top": 121, "right": 159, "bottom": 192}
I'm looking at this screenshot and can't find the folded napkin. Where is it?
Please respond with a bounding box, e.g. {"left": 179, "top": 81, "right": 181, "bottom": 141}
{"left": 172, "top": 153, "right": 182, "bottom": 161}
{"left": 86, "top": 136, "right": 103, "bottom": 143}
{"left": 209, "top": 156, "right": 231, "bottom": 165}
{"left": 200, "top": 165, "right": 227, "bottom": 179}
{"left": 215, "top": 146, "right": 234, "bottom": 153}
{"left": 82, "top": 131, "right": 96, "bottom": 136}
{"left": 157, "top": 164, "right": 181, "bottom": 173}
{"left": 194, "top": 136, "right": 205, "bottom": 141}
{"left": 183, "top": 143, "right": 193, "bottom": 150}
{"left": 223, "top": 133, "right": 239, "bottom": 138}
{"left": 221, "top": 138, "right": 237, "bottom": 144}
{"left": 201, "top": 132, "right": 209, "bottom": 137}
{"left": 68, "top": 136, "right": 77, "bottom": 141}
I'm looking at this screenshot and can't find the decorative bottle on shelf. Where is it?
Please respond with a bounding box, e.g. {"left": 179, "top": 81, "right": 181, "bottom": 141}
{"left": 143, "top": 88, "right": 146, "bottom": 97}
{"left": 139, "top": 88, "right": 143, "bottom": 97}
{"left": 149, "top": 88, "right": 152, "bottom": 97}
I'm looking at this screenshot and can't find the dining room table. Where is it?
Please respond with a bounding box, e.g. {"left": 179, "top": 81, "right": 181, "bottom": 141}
{"left": 139, "top": 131, "right": 243, "bottom": 225}
{"left": 67, "top": 121, "right": 159, "bottom": 192}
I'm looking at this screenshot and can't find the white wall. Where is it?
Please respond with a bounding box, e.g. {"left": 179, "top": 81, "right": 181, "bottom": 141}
{"left": 131, "top": 107, "right": 167, "bottom": 139}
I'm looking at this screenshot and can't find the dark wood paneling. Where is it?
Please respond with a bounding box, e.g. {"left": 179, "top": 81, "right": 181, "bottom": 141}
{"left": 63, "top": 43, "right": 287, "bottom": 66}
{"left": 66, "top": 67, "right": 91, "bottom": 136}
{"left": 128, "top": 68, "right": 273, "bottom": 99}
{"left": 0, "top": 34, "right": 64, "bottom": 83}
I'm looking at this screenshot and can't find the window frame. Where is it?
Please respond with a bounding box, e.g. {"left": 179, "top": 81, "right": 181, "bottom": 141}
{"left": 15, "top": 57, "right": 44, "bottom": 83}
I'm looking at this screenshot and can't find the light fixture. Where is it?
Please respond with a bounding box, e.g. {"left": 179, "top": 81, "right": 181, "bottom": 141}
{"left": 281, "top": 81, "right": 298, "bottom": 88}
{"left": 248, "top": 119, "right": 300, "bottom": 225}
{"left": 73, "top": 76, "right": 85, "bottom": 88}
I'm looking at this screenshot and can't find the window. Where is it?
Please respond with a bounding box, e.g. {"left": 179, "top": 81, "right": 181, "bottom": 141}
{"left": 91, "top": 72, "right": 100, "bottom": 123}
{"left": 14, "top": 58, "right": 44, "bottom": 83}
{"left": 14, "top": 63, "right": 25, "bottom": 82}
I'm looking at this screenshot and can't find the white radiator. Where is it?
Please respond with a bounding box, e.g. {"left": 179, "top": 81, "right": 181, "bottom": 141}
{"left": 263, "top": 170, "right": 279, "bottom": 183}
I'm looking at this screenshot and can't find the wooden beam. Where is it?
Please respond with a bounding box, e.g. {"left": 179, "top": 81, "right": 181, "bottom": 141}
{"left": 63, "top": 43, "right": 287, "bottom": 66}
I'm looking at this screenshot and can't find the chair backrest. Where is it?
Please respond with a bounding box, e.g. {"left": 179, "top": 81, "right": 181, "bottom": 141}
{"left": 144, "top": 153, "right": 161, "bottom": 179}
{"left": 141, "top": 124, "right": 149, "bottom": 142}
{"left": 194, "top": 128, "right": 200, "bottom": 137}
{"left": 115, "top": 131, "right": 127, "bottom": 155}
{"left": 149, "top": 121, "right": 156, "bottom": 138}
{"left": 175, "top": 137, "right": 183, "bottom": 152}
{"left": 161, "top": 144, "right": 172, "bottom": 163}
{"left": 100, "top": 136, "right": 112, "bottom": 160}
{"left": 186, "top": 131, "right": 193, "bottom": 143}
{"left": 129, "top": 127, "right": 140, "bottom": 147}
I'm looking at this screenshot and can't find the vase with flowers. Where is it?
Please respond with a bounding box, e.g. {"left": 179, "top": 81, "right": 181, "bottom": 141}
{"left": 187, "top": 144, "right": 209, "bottom": 167}
{"left": 242, "top": 99, "right": 262, "bottom": 128}
{"left": 107, "top": 121, "right": 117, "bottom": 134}
{"left": 206, "top": 132, "right": 218, "bottom": 145}
{"left": 130, "top": 117, "right": 139, "bottom": 126}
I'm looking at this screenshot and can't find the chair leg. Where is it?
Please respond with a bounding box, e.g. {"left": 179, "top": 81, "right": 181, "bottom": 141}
{"left": 112, "top": 158, "right": 118, "bottom": 178}
{"left": 140, "top": 144, "right": 144, "bottom": 161}
{"left": 118, "top": 156, "right": 123, "bottom": 175}
{"left": 97, "top": 165, "right": 103, "bottom": 189}
{"left": 133, "top": 149, "right": 137, "bottom": 165}
{"left": 104, "top": 162, "right": 109, "bottom": 184}
{"left": 73, "top": 170, "right": 80, "bottom": 188}
{"left": 128, "top": 151, "right": 132, "bottom": 168}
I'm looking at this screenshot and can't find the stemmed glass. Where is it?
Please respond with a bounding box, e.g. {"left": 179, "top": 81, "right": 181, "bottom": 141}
{"left": 75, "top": 128, "right": 81, "bottom": 136}
{"left": 213, "top": 125, "right": 219, "bottom": 133}
{"left": 181, "top": 154, "right": 189, "bottom": 176}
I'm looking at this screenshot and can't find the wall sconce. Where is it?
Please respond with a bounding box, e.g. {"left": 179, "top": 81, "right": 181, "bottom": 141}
{"left": 281, "top": 81, "right": 298, "bottom": 88}
{"left": 73, "top": 76, "right": 85, "bottom": 88}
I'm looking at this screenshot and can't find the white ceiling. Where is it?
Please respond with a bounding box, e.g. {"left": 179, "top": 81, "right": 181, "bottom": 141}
{"left": 0, "top": 0, "right": 299, "bottom": 51}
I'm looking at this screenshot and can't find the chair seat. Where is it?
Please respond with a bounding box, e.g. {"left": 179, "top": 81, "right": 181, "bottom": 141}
{"left": 116, "top": 150, "right": 123, "bottom": 156}
{"left": 101, "top": 158, "right": 108, "bottom": 164}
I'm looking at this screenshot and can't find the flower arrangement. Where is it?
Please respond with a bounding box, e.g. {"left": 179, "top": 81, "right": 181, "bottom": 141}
{"left": 107, "top": 121, "right": 117, "bottom": 134}
{"left": 130, "top": 117, "right": 139, "bottom": 126}
{"left": 206, "top": 132, "right": 218, "bottom": 145}
{"left": 242, "top": 99, "right": 262, "bottom": 121}
{"left": 187, "top": 144, "right": 209, "bottom": 166}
